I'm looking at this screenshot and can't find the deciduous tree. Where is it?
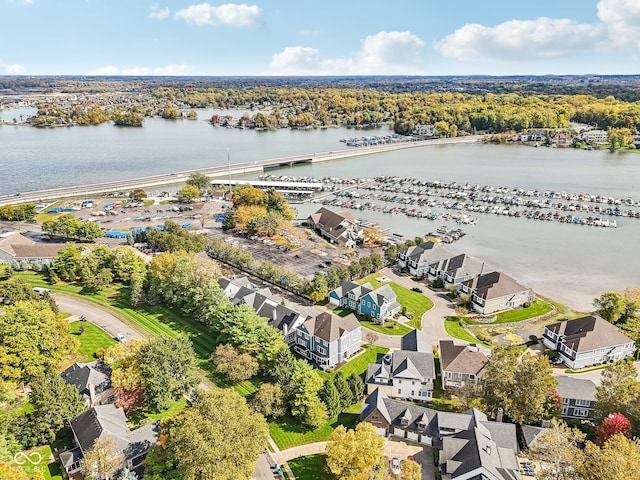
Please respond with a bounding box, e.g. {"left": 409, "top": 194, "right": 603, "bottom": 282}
{"left": 325, "top": 423, "right": 385, "bottom": 480}
{"left": 177, "top": 185, "right": 200, "bottom": 203}
{"left": 212, "top": 344, "right": 258, "bottom": 382}
{"left": 81, "top": 435, "right": 125, "bottom": 480}
{"left": 595, "top": 412, "right": 631, "bottom": 445}
{"left": 530, "top": 418, "right": 585, "bottom": 480}
{"left": 168, "top": 389, "right": 268, "bottom": 480}
{"left": 400, "top": 459, "right": 422, "bottom": 480}
{"left": 185, "top": 172, "right": 211, "bottom": 193}
{"left": 580, "top": 433, "right": 640, "bottom": 480}
{"left": 320, "top": 378, "right": 342, "bottom": 418}
{"left": 250, "top": 383, "right": 286, "bottom": 419}
{"left": 593, "top": 291, "right": 626, "bottom": 323}
{"left": 595, "top": 361, "right": 640, "bottom": 422}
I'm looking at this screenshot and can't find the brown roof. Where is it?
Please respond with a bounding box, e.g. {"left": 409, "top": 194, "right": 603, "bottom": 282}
{"left": 309, "top": 207, "right": 356, "bottom": 230}
{"left": 0, "top": 233, "right": 34, "bottom": 256}
{"left": 439, "top": 340, "right": 488, "bottom": 377}
{"left": 11, "top": 243, "right": 65, "bottom": 259}
{"left": 546, "top": 315, "right": 634, "bottom": 352}
{"left": 463, "top": 271, "right": 532, "bottom": 300}
{"left": 303, "top": 311, "right": 360, "bottom": 342}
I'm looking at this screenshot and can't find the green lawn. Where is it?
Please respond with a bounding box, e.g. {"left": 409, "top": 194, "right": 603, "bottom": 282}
{"left": 69, "top": 321, "right": 117, "bottom": 362}
{"left": 359, "top": 274, "right": 434, "bottom": 329}
{"left": 128, "top": 397, "right": 188, "bottom": 427}
{"left": 269, "top": 404, "right": 361, "bottom": 450}
{"left": 318, "top": 345, "right": 388, "bottom": 379}
{"left": 13, "top": 445, "right": 63, "bottom": 480}
{"left": 288, "top": 454, "right": 335, "bottom": 480}
{"left": 444, "top": 317, "right": 483, "bottom": 344}
{"left": 465, "top": 299, "right": 553, "bottom": 325}
{"left": 333, "top": 306, "right": 411, "bottom": 336}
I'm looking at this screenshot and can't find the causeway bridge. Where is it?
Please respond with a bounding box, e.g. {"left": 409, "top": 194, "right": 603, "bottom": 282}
{"left": 0, "top": 136, "right": 481, "bottom": 206}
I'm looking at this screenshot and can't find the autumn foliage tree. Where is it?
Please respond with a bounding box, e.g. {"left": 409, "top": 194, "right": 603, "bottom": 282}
{"left": 326, "top": 422, "right": 385, "bottom": 480}
{"left": 595, "top": 412, "right": 631, "bottom": 446}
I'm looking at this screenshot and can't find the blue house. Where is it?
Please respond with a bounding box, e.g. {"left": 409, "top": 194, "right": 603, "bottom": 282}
{"left": 329, "top": 280, "right": 401, "bottom": 324}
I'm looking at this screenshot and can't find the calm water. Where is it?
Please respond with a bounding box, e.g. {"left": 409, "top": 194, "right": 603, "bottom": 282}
{"left": 1, "top": 109, "right": 639, "bottom": 310}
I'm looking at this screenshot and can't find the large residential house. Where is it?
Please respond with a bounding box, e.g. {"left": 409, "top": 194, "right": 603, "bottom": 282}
{"left": 294, "top": 309, "right": 361, "bottom": 369}
{"left": 460, "top": 271, "right": 535, "bottom": 315}
{"left": 60, "top": 404, "right": 158, "bottom": 478}
{"left": 439, "top": 340, "right": 488, "bottom": 391}
{"left": 413, "top": 123, "right": 435, "bottom": 136}
{"left": 520, "top": 131, "right": 546, "bottom": 143}
{"left": 306, "top": 207, "right": 363, "bottom": 248}
{"left": 365, "top": 331, "right": 436, "bottom": 402}
{"left": 0, "top": 232, "right": 64, "bottom": 269}
{"left": 427, "top": 253, "right": 491, "bottom": 287}
{"left": 542, "top": 315, "right": 636, "bottom": 369}
{"left": 361, "top": 388, "right": 521, "bottom": 480}
{"left": 578, "top": 129, "right": 608, "bottom": 145}
{"left": 61, "top": 361, "right": 115, "bottom": 408}
{"left": 550, "top": 132, "right": 574, "bottom": 147}
{"left": 219, "top": 276, "right": 305, "bottom": 342}
{"left": 329, "top": 280, "right": 401, "bottom": 324}
{"left": 397, "top": 241, "right": 451, "bottom": 276}
{"left": 555, "top": 375, "right": 597, "bottom": 419}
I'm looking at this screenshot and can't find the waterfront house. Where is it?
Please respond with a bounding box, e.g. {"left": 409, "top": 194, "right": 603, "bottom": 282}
{"left": 60, "top": 361, "right": 115, "bottom": 408}
{"left": 520, "top": 131, "right": 546, "bottom": 143}
{"left": 555, "top": 375, "right": 597, "bottom": 419}
{"left": 219, "top": 276, "right": 305, "bottom": 342}
{"left": 578, "top": 129, "right": 608, "bottom": 145}
{"left": 439, "top": 340, "right": 488, "bottom": 391}
{"left": 550, "top": 132, "right": 574, "bottom": 147}
{"left": 542, "top": 315, "right": 636, "bottom": 369}
{"left": 396, "top": 241, "right": 451, "bottom": 276}
{"left": 60, "top": 404, "right": 158, "bottom": 478}
{"left": 427, "top": 253, "right": 490, "bottom": 288}
{"left": 306, "top": 207, "right": 363, "bottom": 248}
{"left": 329, "top": 280, "right": 401, "bottom": 324}
{"left": 460, "top": 271, "right": 535, "bottom": 315}
{"left": 365, "top": 331, "right": 436, "bottom": 402}
{"left": 360, "top": 388, "right": 521, "bottom": 479}
{"left": 0, "top": 231, "right": 64, "bottom": 269}
{"left": 413, "top": 123, "right": 435, "bottom": 136}
{"left": 293, "top": 310, "right": 361, "bottom": 369}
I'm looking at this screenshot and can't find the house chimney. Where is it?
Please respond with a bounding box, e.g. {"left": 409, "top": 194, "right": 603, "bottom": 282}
{"left": 496, "top": 407, "right": 504, "bottom": 423}
{"left": 89, "top": 383, "right": 96, "bottom": 407}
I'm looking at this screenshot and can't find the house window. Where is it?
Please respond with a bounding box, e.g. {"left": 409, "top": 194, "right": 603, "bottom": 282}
{"left": 412, "top": 381, "right": 415, "bottom": 386}
{"left": 562, "top": 398, "right": 570, "bottom": 405}
{"left": 573, "top": 408, "right": 589, "bottom": 417}
{"left": 575, "top": 399, "right": 591, "bottom": 407}
{"left": 411, "top": 391, "right": 415, "bottom": 396}
{"left": 469, "top": 374, "right": 475, "bottom": 380}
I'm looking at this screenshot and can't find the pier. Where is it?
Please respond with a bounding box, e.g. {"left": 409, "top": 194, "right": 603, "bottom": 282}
{"left": 0, "top": 136, "right": 480, "bottom": 206}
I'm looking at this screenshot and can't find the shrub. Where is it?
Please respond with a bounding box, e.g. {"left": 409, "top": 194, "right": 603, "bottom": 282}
{"left": 523, "top": 301, "right": 532, "bottom": 308}
{"left": 432, "top": 278, "right": 444, "bottom": 288}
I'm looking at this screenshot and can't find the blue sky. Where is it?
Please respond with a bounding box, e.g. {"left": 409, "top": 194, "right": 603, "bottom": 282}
{"left": 1, "top": 0, "right": 639, "bottom": 76}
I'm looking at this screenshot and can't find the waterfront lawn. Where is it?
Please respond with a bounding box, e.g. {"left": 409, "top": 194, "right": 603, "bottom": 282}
{"left": 70, "top": 320, "right": 117, "bottom": 362}
{"left": 333, "top": 307, "right": 411, "bottom": 336}
{"left": 288, "top": 455, "right": 334, "bottom": 480}
{"left": 269, "top": 404, "right": 360, "bottom": 450}
{"left": 444, "top": 317, "right": 483, "bottom": 344}
{"left": 317, "top": 345, "right": 388, "bottom": 379}
{"left": 466, "top": 299, "right": 553, "bottom": 325}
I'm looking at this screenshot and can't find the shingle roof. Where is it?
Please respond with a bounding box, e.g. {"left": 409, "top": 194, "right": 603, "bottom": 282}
{"left": 439, "top": 340, "right": 488, "bottom": 378}
{"left": 435, "top": 253, "right": 489, "bottom": 279}
{"left": 309, "top": 207, "right": 356, "bottom": 230}
{"left": 401, "top": 241, "right": 451, "bottom": 265}
{"left": 302, "top": 311, "right": 360, "bottom": 342}
{"left": 11, "top": 243, "right": 65, "bottom": 259}
{"left": 463, "top": 271, "right": 532, "bottom": 300}
{"left": 391, "top": 351, "right": 435, "bottom": 380}
{"left": 60, "top": 361, "right": 112, "bottom": 399}
{"left": 554, "top": 375, "right": 597, "bottom": 402}
{"left": 402, "top": 330, "right": 431, "bottom": 352}
{"left": 546, "top": 315, "right": 634, "bottom": 352}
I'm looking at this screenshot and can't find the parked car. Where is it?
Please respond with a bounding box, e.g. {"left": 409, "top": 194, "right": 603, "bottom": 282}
{"left": 411, "top": 287, "right": 423, "bottom": 293}
{"left": 115, "top": 333, "right": 127, "bottom": 342}
{"left": 391, "top": 457, "right": 400, "bottom": 475}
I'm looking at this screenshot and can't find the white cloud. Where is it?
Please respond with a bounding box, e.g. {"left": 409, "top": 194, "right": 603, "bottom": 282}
{"left": 597, "top": 0, "right": 640, "bottom": 49}
{"left": 148, "top": 3, "right": 170, "bottom": 20}
{"left": 174, "top": 3, "right": 263, "bottom": 28}
{"left": 270, "top": 30, "right": 426, "bottom": 75}
{"left": 436, "top": 17, "right": 603, "bottom": 62}
{"left": 0, "top": 60, "right": 25, "bottom": 74}
{"left": 85, "top": 64, "right": 191, "bottom": 76}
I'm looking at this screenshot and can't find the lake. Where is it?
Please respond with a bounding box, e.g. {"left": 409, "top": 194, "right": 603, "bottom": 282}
{"left": 1, "top": 109, "right": 638, "bottom": 311}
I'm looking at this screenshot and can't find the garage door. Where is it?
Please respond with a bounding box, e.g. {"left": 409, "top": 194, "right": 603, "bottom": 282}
{"left": 420, "top": 435, "right": 432, "bottom": 445}
{"left": 376, "top": 427, "right": 386, "bottom": 436}
{"left": 406, "top": 431, "right": 419, "bottom": 442}
{"left": 393, "top": 427, "right": 406, "bottom": 438}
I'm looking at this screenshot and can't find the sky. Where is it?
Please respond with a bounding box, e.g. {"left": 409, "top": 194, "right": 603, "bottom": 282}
{"left": 1, "top": 0, "right": 639, "bottom": 76}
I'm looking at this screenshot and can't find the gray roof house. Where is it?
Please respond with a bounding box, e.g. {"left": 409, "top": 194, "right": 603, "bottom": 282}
{"left": 59, "top": 404, "right": 159, "bottom": 478}
{"left": 0, "top": 232, "right": 64, "bottom": 268}
{"left": 555, "top": 375, "right": 598, "bottom": 419}
{"left": 361, "top": 388, "right": 521, "bottom": 479}
{"left": 439, "top": 340, "right": 488, "bottom": 391}
{"left": 402, "top": 329, "right": 432, "bottom": 352}
{"left": 542, "top": 315, "right": 636, "bottom": 369}
{"left": 294, "top": 310, "right": 362, "bottom": 369}
{"left": 397, "top": 241, "right": 451, "bottom": 276}
{"left": 365, "top": 331, "right": 436, "bottom": 402}
{"left": 306, "top": 207, "right": 363, "bottom": 248}
{"left": 219, "top": 276, "right": 305, "bottom": 342}
{"left": 60, "top": 361, "right": 115, "bottom": 408}
{"left": 328, "top": 280, "right": 401, "bottom": 324}
{"left": 427, "top": 253, "right": 491, "bottom": 287}
{"left": 460, "top": 271, "right": 535, "bottom": 315}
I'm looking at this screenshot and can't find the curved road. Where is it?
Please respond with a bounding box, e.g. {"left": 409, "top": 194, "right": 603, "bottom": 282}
{"left": 54, "top": 293, "right": 146, "bottom": 341}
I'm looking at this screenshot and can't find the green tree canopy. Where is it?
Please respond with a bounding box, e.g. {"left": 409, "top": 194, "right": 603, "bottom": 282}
{"left": 325, "top": 422, "right": 385, "bottom": 480}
